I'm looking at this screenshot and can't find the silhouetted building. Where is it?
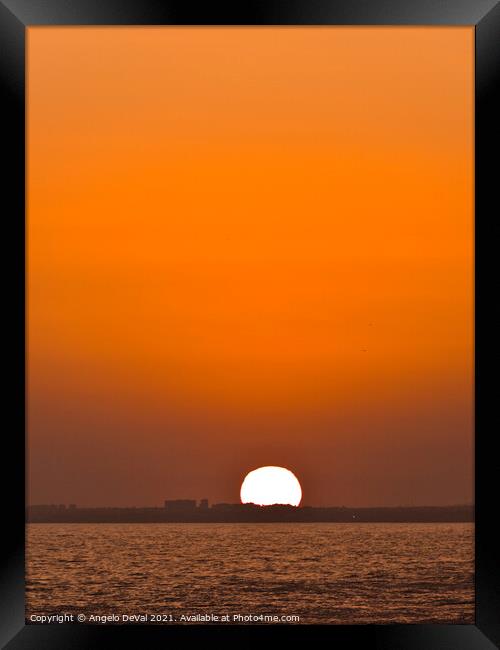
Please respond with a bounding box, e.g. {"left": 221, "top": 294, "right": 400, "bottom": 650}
{"left": 199, "top": 499, "right": 209, "bottom": 510}
{"left": 29, "top": 504, "right": 56, "bottom": 514}
{"left": 164, "top": 499, "right": 196, "bottom": 511}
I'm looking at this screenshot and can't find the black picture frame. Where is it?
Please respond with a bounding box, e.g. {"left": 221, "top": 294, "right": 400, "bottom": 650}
{"left": 1, "top": 1, "right": 498, "bottom": 648}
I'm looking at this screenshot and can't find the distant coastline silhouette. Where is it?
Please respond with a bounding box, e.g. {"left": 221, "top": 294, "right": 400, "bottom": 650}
{"left": 27, "top": 501, "right": 474, "bottom": 524}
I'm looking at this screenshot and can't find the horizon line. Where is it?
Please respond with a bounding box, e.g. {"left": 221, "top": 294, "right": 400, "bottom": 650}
{"left": 27, "top": 502, "right": 475, "bottom": 510}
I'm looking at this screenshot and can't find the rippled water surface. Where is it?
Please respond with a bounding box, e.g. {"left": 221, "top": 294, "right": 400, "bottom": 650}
{"left": 27, "top": 523, "right": 474, "bottom": 624}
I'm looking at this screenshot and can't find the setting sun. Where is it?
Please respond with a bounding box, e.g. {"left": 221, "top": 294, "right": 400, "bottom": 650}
{"left": 240, "top": 466, "right": 302, "bottom": 506}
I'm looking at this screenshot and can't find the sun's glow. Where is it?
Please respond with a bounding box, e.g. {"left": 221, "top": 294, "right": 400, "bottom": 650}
{"left": 240, "top": 466, "right": 302, "bottom": 506}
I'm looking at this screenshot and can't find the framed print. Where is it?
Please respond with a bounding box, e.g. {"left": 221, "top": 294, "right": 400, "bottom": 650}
{"left": 1, "top": 1, "right": 499, "bottom": 648}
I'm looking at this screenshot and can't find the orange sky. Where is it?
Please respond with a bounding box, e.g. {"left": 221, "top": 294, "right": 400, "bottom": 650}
{"left": 27, "top": 27, "right": 473, "bottom": 507}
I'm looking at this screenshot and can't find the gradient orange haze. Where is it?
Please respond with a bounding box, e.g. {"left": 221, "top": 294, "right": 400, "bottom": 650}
{"left": 27, "top": 27, "right": 473, "bottom": 506}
